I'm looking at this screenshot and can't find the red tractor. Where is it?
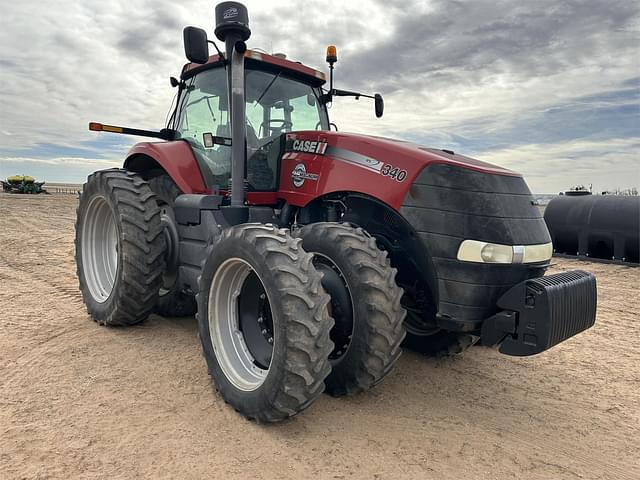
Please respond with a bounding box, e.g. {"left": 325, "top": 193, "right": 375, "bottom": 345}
{"left": 76, "top": 2, "right": 597, "bottom": 422}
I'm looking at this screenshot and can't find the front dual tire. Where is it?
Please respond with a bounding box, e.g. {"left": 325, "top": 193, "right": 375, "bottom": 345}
{"left": 196, "top": 224, "right": 334, "bottom": 422}
{"left": 296, "top": 223, "right": 407, "bottom": 396}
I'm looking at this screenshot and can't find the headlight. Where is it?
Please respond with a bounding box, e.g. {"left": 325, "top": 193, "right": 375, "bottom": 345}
{"left": 457, "top": 240, "right": 552, "bottom": 264}
{"left": 522, "top": 242, "right": 553, "bottom": 263}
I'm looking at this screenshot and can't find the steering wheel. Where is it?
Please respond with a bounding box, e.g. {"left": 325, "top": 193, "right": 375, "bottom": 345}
{"left": 261, "top": 119, "right": 293, "bottom": 137}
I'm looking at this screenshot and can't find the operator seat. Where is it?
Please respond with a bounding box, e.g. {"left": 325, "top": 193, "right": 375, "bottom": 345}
{"left": 246, "top": 123, "right": 274, "bottom": 190}
{"left": 208, "top": 123, "right": 274, "bottom": 191}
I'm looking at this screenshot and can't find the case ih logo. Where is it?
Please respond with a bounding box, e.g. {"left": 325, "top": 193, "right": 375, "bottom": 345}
{"left": 291, "top": 139, "right": 328, "bottom": 155}
{"left": 223, "top": 7, "right": 238, "bottom": 19}
{"left": 291, "top": 163, "right": 319, "bottom": 188}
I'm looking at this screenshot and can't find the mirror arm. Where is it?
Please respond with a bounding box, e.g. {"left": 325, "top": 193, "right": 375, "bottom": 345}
{"left": 207, "top": 40, "right": 227, "bottom": 66}
{"left": 330, "top": 88, "right": 374, "bottom": 99}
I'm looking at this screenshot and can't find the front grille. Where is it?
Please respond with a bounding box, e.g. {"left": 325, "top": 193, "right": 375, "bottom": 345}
{"left": 400, "top": 163, "right": 551, "bottom": 329}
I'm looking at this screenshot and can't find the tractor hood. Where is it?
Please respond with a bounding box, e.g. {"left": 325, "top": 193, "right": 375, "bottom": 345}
{"left": 326, "top": 132, "right": 517, "bottom": 177}
{"left": 278, "top": 131, "right": 519, "bottom": 210}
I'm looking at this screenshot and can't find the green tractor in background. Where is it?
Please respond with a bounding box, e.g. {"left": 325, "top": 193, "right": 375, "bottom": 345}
{"left": 1, "top": 175, "right": 47, "bottom": 194}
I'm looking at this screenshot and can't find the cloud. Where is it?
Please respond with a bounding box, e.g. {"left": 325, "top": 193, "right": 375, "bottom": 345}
{"left": 0, "top": 156, "right": 120, "bottom": 168}
{"left": 0, "top": 0, "right": 637, "bottom": 192}
{"left": 481, "top": 137, "right": 640, "bottom": 193}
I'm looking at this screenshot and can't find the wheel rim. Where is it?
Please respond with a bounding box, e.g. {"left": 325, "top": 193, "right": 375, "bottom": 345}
{"left": 208, "top": 258, "right": 274, "bottom": 391}
{"left": 82, "top": 195, "right": 118, "bottom": 303}
{"left": 313, "top": 254, "right": 354, "bottom": 362}
{"left": 159, "top": 204, "right": 179, "bottom": 295}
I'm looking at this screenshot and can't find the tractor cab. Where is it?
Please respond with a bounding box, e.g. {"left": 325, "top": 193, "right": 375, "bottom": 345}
{"left": 174, "top": 50, "right": 329, "bottom": 192}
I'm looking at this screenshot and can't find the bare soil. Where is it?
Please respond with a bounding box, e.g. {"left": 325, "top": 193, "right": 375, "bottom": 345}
{"left": 1, "top": 192, "right": 638, "bottom": 480}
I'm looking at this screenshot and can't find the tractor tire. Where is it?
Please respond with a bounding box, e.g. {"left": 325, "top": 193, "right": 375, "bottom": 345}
{"left": 196, "top": 224, "right": 334, "bottom": 422}
{"left": 75, "top": 168, "right": 165, "bottom": 326}
{"left": 148, "top": 175, "right": 197, "bottom": 317}
{"left": 296, "top": 223, "right": 406, "bottom": 396}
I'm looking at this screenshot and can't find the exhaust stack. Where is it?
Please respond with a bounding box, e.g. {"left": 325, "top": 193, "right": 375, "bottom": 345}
{"left": 215, "top": 2, "right": 251, "bottom": 207}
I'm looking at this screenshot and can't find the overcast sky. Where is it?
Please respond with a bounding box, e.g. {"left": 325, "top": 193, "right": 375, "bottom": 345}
{"left": 0, "top": 0, "right": 638, "bottom": 193}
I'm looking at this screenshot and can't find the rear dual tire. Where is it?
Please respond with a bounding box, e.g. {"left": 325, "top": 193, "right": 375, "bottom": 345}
{"left": 148, "top": 175, "right": 197, "bottom": 317}
{"left": 75, "top": 169, "right": 165, "bottom": 326}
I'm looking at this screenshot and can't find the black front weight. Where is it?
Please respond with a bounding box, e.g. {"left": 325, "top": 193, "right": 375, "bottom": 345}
{"left": 481, "top": 270, "right": 597, "bottom": 356}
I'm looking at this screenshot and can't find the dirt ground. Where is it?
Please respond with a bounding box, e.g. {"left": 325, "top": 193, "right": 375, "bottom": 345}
{"left": 1, "top": 192, "right": 638, "bottom": 480}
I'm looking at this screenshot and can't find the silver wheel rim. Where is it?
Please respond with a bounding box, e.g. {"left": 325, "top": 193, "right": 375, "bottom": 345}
{"left": 82, "top": 195, "right": 118, "bottom": 303}
{"left": 208, "top": 258, "right": 271, "bottom": 391}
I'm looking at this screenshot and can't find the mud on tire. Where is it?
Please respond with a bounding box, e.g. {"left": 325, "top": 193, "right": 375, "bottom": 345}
{"left": 75, "top": 168, "right": 165, "bottom": 326}
{"left": 296, "top": 223, "right": 406, "bottom": 396}
{"left": 196, "top": 224, "right": 334, "bottom": 422}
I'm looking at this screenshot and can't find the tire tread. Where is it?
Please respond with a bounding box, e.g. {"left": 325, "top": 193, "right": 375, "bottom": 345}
{"left": 196, "top": 224, "right": 334, "bottom": 422}
{"left": 297, "top": 222, "right": 407, "bottom": 396}
{"left": 75, "top": 168, "right": 165, "bottom": 326}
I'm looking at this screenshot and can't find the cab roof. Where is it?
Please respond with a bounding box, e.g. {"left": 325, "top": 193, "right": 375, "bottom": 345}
{"left": 182, "top": 50, "right": 327, "bottom": 87}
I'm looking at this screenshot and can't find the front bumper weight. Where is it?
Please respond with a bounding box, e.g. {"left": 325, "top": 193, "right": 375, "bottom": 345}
{"left": 481, "top": 270, "right": 597, "bottom": 356}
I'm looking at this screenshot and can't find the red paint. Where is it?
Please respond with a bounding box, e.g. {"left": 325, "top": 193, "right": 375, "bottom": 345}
{"left": 245, "top": 51, "right": 325, "bottom": 83}
{"left": 125, "top": 141, "right": 208, "bottom": 194}
{"left": 278, "top": 131, "right": 519, "bottom": 211}
{"left": 246, "top": 191, "right": 279, "bottom": 205}
{"left": 124, "top": 133, "right": 519, "bottom": 213}
{"left": 182, "top": 51, "right": 325, "bottom": 84}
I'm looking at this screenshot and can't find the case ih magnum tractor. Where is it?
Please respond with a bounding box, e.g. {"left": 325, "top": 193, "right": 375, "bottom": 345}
{"left": 76, "top": 2, "right": 597, "bottom": 422}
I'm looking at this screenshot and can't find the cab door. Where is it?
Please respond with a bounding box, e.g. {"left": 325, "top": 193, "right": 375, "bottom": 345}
{"left": 244, "top": 68, "right": 328, "bottom": 193}
{"left": 176, "top": 67, "right": 231, "bottom": 190}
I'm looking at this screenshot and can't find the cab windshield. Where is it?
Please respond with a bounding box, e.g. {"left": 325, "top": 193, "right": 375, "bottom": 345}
{"left": 245, "top": 69, "right": 328, "bottom": 142}
{"left": 175, "top": 66, "right": 327, "bottom": 191}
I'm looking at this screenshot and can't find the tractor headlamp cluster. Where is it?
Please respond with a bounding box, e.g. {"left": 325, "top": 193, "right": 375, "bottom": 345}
{"left": 457, "top": 240, "right": 553, "bottom": 264}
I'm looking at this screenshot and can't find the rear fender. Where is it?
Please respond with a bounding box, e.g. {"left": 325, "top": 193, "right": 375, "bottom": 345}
{"left": 124, "top": 141, "right": 208, "bottom": 194}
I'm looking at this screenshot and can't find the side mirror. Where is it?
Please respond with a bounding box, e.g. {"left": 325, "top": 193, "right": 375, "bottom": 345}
{"left": 307, "top": 93, "right": 316, "bottom": 106}
{"left": 183, "top": 26, "right": 209, "bottom": 64}
{"left": 374, "top": 93, "right": 384, "bottom": 118}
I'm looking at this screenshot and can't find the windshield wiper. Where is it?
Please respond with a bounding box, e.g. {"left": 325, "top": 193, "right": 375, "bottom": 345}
{"left": 255, "top": 72, "right": 281, "bottom": 105}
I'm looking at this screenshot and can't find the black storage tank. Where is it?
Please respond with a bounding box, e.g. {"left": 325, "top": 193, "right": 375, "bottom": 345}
{"left": 544, "top": 195, "right": 640, "bottom": 264}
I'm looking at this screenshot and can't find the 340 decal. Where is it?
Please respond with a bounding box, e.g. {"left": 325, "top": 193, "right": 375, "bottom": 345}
{"left": 381, "top": 164, "right": 408, "bottom": 182}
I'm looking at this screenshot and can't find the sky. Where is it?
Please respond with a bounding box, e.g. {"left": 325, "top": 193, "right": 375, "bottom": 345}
{"left": 0, "top": 0, "right": 638, "bottom": 193}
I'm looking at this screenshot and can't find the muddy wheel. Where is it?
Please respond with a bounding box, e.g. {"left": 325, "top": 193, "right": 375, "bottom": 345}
{"left": 148, "top": 175, "right": 197, "bottom": 317}
{"left": 296, "top": 223, "right": 406, "bottom": 396}
{"left": 196, "top": 224, "right": 333, "bottom": 422}
{"left": 75, "top": 168, "right": 165, "bottom": 326}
